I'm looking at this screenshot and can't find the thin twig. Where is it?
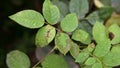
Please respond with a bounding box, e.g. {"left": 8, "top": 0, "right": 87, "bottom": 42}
{"left": 32, "top": 47, "right": 56, "bottom": 68}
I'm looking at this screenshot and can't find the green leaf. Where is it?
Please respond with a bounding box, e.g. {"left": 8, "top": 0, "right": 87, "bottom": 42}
{"left": 85, "top": 57, "right": 96, "bottom": 65}
{"left": 93, "top": 22, "right": 108, "bottom": 44}
{"left": 60, "top": 13, "right": 78, "bottom": 32}
{"left": 41, "top": 54, "right": 69, "bottom": 68}
{"left": 108, "top": 24, "right": 120, "bottom": 44}
{"left": 111, "top": 44, "right": 120, "bottom": 53}
{"left": 72, "top": 29, "right": 91, "bottom": 44}
{"left": 93, "top": 39, "right": 111, "bottom": 57}
{"left": 9, "top": 10, "right": 44, "bottom": 29}
{"left": 78, "top": 20, "right": 92, "bottom": 35}
{"left": 98, "top": 6, "right": 114, "bottom": 21}
{"left": 35, "top": 25, "right": 56, "bottom": 47}
{"left": 43, "top": 0, "right": 60, "bottom": 25}
{"left": 92, "top": 62, "right": 103, "bottom": 68}
{"left": 52, "top": 0, "right": 69, "bottom": 21}
{"left": 55, "top": 32, "right": 71, "bottom": 55}
{"left": 75, "top": 52, "right": 89, "bottom": 63}
{"left": 103, "top": 44, "right": 120, "bottom": 66}
{"left": 86, "top": 11, "right": 103, "bottom": 25}
{"left": 70, "top": 41, "right": 80, "bottom": 58}
{"left": 6, "top": 50, "right": 30, "bottom": 68}
{"left": 69, "top": 0, "right": 89, "bottom": 19}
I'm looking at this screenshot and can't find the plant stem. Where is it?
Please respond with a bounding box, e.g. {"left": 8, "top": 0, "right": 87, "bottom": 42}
{"left": 32, "top": 47, "right": 56, "bottom": 68}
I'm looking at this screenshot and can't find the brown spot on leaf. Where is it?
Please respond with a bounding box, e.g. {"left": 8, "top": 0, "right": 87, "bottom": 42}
{"left": 109, "top": 32, "right": 114, "bottom": 40}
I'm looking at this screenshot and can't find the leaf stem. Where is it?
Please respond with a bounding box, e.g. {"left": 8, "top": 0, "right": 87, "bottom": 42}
{"left": 32, "top": 47, "right": 56, "bottom": 68}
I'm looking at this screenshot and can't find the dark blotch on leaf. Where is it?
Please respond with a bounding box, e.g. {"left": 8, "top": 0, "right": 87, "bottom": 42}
{"left": 109, "top": 32, "right": 114, "bottom": 40}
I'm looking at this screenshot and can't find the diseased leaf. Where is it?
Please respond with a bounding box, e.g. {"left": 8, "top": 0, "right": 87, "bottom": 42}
{"left": 93, "top": 22, "right": 108, "bottom": 44}
{"left": 42, "top": 54, "right": 69, "bottom": 68}
{"left": 55, "top": 32, "right": 71, "bottom": 55}
{"left": 6, "top": 50, "right": 30, "bottom": 68}
{"left": 9, "top": 10, "right": 44, "bottom": 29}
{"left": 69, "top": 0, "right": 89, "bottom": 19}
{"left": 85, "top": 57, "right": 96, "bottom": 65}
{"left": 60, "top": 13, "right": 78, "bottom": 32}
{"left": 75, "top": 52, "right": 89, "bottom": 63}
{"left": 92, "top": 62, "right": 102, "bottom": 68}
{"left": 35, "top": 25, "right": 56, "bottom": 47}
{"left": 103, "top": 44, "right": 120, "bottom": 66}
{"left": 70, "top": 41, "right": 80, "bottom": 58}
{"left": 86, "top": 43, "right": 95, "bottom": 52}
{"left": 72, "top": 29, "right": 91, "bottom": 44}
{"left": 43, "top": 0, "right": 60, "bottom": 25}
{"left": 108, "top": 24, "right": 120, "bottom": 44}
{"left": 93, "top": 39, "right": 111, "bottom": 57}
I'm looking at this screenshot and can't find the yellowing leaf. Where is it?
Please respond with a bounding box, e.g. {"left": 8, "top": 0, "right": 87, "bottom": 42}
{"left": 55, "top": 32, "right": 71, "bottom": 55}
{"left": 70, "top": 41, "right": 80, "bottom": 58}
{"left": 94, "top": 0, "right": 104, "bottom": 8}
{"left": 72, "top": 29, "right": 91, "bottom": 44}
{"left": 105, "top": 13, "right": 120, "bottom": 27}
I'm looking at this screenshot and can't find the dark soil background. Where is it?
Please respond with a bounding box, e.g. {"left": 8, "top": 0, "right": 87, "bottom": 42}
{"left": 0, "top": 0, "right": 44, "bottom": 67}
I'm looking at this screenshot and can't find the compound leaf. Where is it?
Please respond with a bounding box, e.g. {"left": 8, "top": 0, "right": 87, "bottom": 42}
{"left": 103, "top": 44, "right": 120, "bottom": 67}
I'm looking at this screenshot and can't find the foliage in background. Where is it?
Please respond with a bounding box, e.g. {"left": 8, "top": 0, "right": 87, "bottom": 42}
{"left": 6, "top": 0, "right": 120, "bottom": 68}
